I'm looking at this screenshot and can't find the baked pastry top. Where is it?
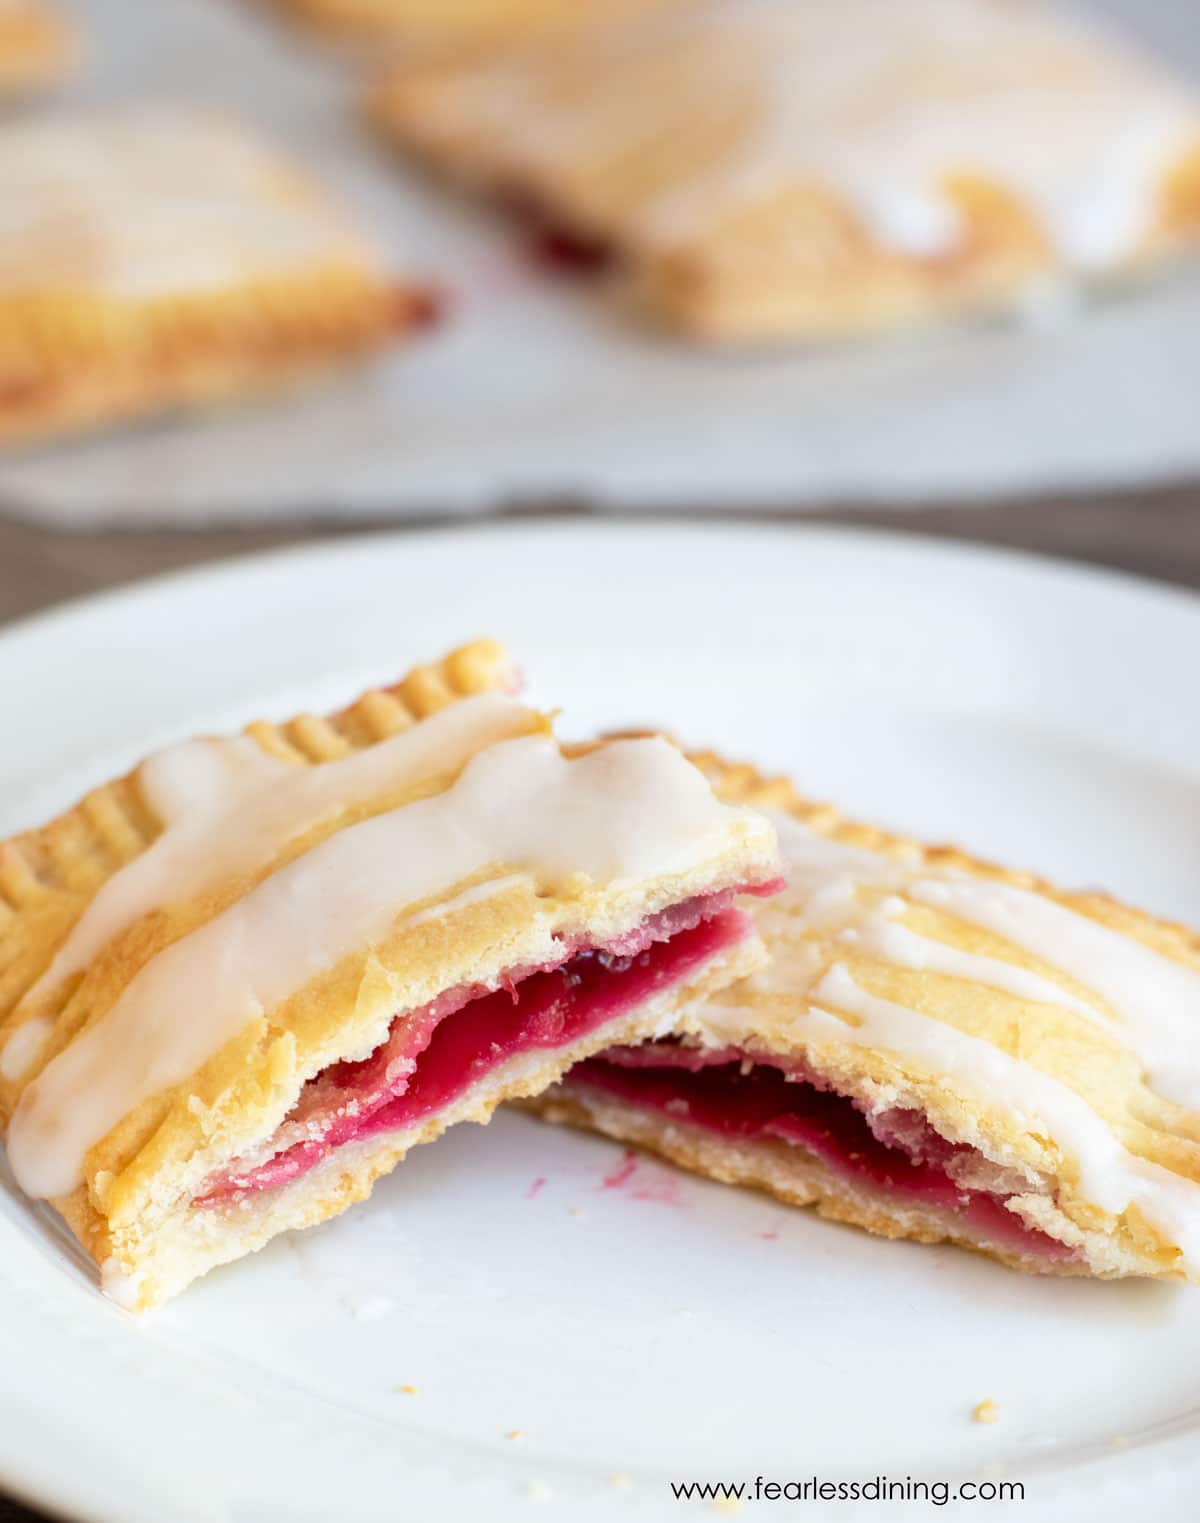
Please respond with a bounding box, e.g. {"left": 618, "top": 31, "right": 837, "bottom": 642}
{"left": 0, "top": 642, "right": 779, "bottom": 1308}
{"left": 541, "top": 753, "right": 1200, "bottom": 1280}
{"left": 371, "top": 0, "right": 1200, "bottom": 338}
{"left": 0, "top": 106, "right": 428, "bottom": 446}
{"left": 0, "top": 1, "right": 74, "bottom": 93}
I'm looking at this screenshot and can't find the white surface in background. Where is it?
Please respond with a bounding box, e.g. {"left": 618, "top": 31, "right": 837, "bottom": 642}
{"left": 3, "top": 525, "right": 1200, "bottom": 1523}
{"left": 0, "top": 0, "right": 1199, "bottom": 525}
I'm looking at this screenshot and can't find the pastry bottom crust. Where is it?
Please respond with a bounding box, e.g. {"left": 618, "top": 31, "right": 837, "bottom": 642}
{"left": 528, "top": 1082, "right": 1165, "bottom": 1281}
{"left": 0, "top": 274, "right": 429, "bottom": 449}
{"left": 76, "top": 937, "right": 762, "bottom": 1310}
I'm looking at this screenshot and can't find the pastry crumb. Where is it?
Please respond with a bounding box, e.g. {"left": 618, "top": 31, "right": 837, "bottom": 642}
{"left": 396, "top": 1384, "right": 419, "bottom": 1396}
{"left": 711, "top": 1500, "right": 744, "bottom": 1516}
{"left": 506, "top": 1429, "right": 524, "bottom": 1441}
{"left": 527, "top": 1479, "right": 551, "bottom": 1503}
{"left": 608, "top": 1472, "right": 631, "bottom": 1489}
{"left": 973, "top": 1399, "right": 999, "bottom": 1425}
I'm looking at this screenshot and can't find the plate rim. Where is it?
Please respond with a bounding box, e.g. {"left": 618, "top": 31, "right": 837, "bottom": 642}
{"left": 5, "top": 516, "right": 1200, "bottom": 657}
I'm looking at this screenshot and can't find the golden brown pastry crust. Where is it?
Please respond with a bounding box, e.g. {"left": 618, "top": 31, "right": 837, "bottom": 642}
{"left": 0, "top": 110, "right": 426, "bottom": 447}
{"left": 369, "top": 0, "right": 1200, "bottom": 340}
{"left": 536, "top": 749, "right": 1200, "bottom": 1280}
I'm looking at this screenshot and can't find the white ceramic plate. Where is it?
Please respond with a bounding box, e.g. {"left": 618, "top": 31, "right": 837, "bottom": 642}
{"left": 2, "top": 524, "right": 1200, "bottom": 1523}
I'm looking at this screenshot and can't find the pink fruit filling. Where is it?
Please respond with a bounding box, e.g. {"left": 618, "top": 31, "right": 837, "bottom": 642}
{"left": 528, "top": 223, "right": 615, "bottom": 275}
{"left": 195, "top": 880, "right": 781, "bottom": 1209}
{"left": 497, "top": 190, "right": 618, "bottom": 275}
{"left": 568, "top": 1043, "right": 1078, "bottom": 1261}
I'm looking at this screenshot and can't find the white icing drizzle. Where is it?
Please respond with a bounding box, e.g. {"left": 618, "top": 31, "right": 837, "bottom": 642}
{"left": 806, "top": 965, "right": 1200, "bottom": 1267}
{"left": 913, "top": 879, "right": 1200, "bottom": 1108}
{"left": 19, "top": 693, "right": 534, "bottom": 1013}
{"left": 850, "top": 904, "right": 1108, "bottom": 1026}
{"left": 767, "top": 812, "right": 917, "bottom": 893}
{"left": 0, "top": 1015, "right": 53, "bottom": 1082}
{"left": 458, "top": 0, "right": 1200, "bottom": 269}
{"left": 759, "top": 810, "right": 1200, "bottom": 1107}
{"left": 0, "top": 107, "right": 377, "bottom": 300}
{"left": 8, "top": 733, "right": 769, "bottom": 1200}
{"left": 752, "top": 812, "right": 910, "bottom": 937}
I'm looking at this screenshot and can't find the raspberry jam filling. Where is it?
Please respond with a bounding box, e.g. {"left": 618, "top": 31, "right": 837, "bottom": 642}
{"left": 195, "top": 883, "right": 780, "bottom": 1209}
{"left": 568, "top": 1044, "right": 1077, "bottom": 1261}
{"left": 528, "top": 223, "right": 615, "bottom": 275}
{"left": 498, "top": 190, "right": 617, "bottom": 275}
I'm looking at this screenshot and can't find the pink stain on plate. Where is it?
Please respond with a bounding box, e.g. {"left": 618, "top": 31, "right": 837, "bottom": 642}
{"left": 599, "top": 1150, "right": 685, "bottom": 1208}
{"left": 600, "top": 1152, "right": 639, "bottom": 1191}
{"left": 525, "top": 1177, "right": 547, "bottom": 1200}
